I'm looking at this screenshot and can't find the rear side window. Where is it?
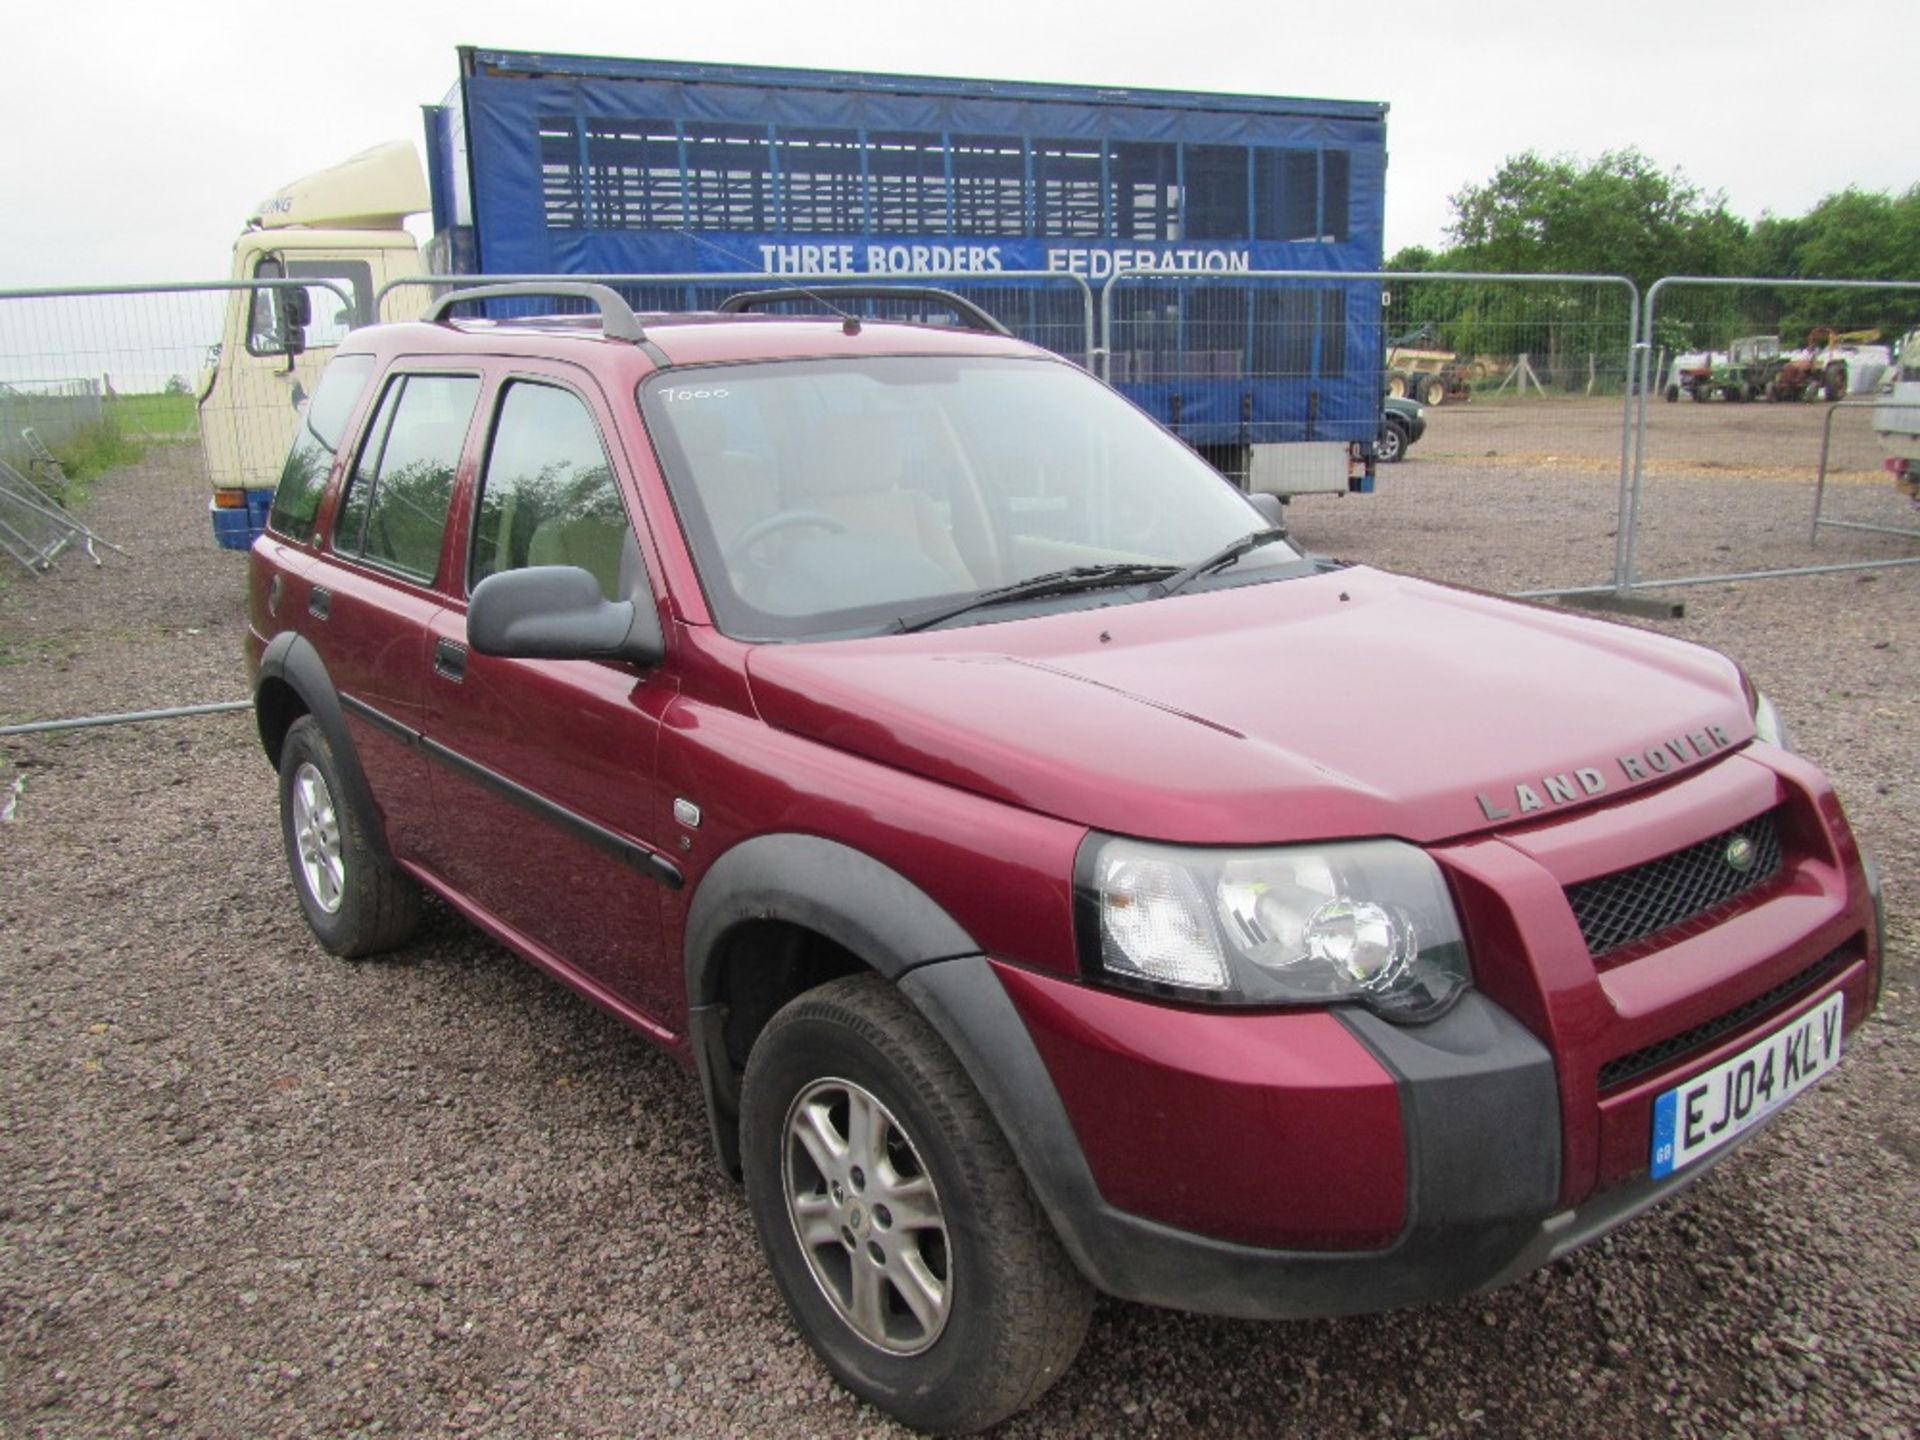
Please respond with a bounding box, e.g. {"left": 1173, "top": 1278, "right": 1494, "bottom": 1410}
{"left": 267, "top": 353, "right": 375, "bottom": 538}
{"left": 332, "top": 374, "right": 480, "bottom": 583}
{"left": 469, "top": 382, "right": 631, "bottom": 602}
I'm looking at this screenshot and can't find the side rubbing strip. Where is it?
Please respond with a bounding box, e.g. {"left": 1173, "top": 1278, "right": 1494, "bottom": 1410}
{"left": 337, "top": 693, "right": 682, "bottom": 889}
{"left": 340, "top": 693, "right": 420, "bottom": 748}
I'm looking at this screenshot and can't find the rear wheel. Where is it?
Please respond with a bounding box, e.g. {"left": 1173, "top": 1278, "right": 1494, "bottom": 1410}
{"left": 276, "top": 716, "right": 422, "bottom": 957}
{"left": 740, "top": 975, "right": 1092, "bottom": 1434}
{"left": 1386, "top": 372, "right": 1408, "bottom": 398}
{"left": 1422, "top": 377, "right": 1446, "bottom": 406}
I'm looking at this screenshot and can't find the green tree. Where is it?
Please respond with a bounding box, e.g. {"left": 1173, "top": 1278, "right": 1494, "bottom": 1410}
{"left": 1748, "top": 186, "right": 1920, "bottom": 336}
{"left": 1445, "top": 149, "right": 1749, "bottom": 295}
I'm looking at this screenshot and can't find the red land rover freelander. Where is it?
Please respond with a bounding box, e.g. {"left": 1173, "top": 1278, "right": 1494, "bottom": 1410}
{"left": 246, "top": 283, "right": 1884, "bottom": 1434}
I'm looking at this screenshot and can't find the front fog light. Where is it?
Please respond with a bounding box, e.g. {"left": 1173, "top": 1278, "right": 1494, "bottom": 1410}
{"left": 1080, "top": 835, "right": 1472, "bottom": 1020}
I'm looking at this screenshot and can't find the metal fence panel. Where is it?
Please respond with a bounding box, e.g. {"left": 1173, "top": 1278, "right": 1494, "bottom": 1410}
{"left": 1620, "top": 277, "right": 1920, "bottom": 590}
{"left": 1099, "top": 269, "right": 1639, "bottom": 595}
{"left": 0, "top": 457, "right": 75, "bottom": 572}
{"left": 0, "top": 280, "right": 358, "bottom": 543}
{"left": 0, "top": 379, "right": 101, "bottom": 488}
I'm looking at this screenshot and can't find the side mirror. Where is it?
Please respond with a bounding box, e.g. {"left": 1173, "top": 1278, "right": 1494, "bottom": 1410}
{"left": 467, "top": 565, "right": 665, "bottom": 666}
{"left": 277, "top": 288, "right": 311, "bottom": 357}
{"left": 1246, "top": 492, "right": 1287, "bottom": 527}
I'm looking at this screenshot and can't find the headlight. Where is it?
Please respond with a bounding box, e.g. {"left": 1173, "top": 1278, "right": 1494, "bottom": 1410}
{"left": 1077, "top": 835, "right": 1472, "bottom": 1022}
{"left": 1752, "top": 690, "right": 1790, "bottom": 750}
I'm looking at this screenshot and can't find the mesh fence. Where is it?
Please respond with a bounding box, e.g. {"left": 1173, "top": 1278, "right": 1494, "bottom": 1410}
{"left": 0, "top": 282, "right": 358, "bottom": 546}
{"left": 0, "top": 270, "right": 1912, "bottom": 599}
{"left": 1628, "top": 280, "right": 1920, "bottom": 583}
{"left": 1099, "top": 271, "right": 1640, "bottom": 593}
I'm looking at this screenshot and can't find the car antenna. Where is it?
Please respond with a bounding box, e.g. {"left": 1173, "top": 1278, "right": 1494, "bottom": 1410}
{"left": 676, "top": 228, "right": 861, "bottom": 329}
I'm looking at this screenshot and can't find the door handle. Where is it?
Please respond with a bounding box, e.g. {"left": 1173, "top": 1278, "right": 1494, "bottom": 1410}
{"left": 308, "top": 585, "right": 331, "bottom": 621}
{"left": 434, "top": 637, "right": 467, "bottom": 683}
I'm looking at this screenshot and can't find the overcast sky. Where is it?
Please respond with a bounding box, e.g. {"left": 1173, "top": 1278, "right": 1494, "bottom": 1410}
{"left": 2, "top": 0, "right": 1912, "bottom": 287}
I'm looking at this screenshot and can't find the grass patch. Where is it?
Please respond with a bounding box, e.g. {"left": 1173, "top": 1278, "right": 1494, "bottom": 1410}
{"left": 109, "top": 391, "right": 199, "bottom": 439}
{"left": 45, "top": 417, "right": 144, "bottom": 499}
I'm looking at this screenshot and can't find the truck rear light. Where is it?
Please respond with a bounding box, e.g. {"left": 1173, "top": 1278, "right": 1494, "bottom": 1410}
{"left": 213, "top": 488, "right": 249, "bottom": 510}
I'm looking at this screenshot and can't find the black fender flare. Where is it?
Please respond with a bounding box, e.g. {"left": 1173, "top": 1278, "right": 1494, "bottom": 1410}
{"left": 254, "top": 631, "right": 392, "bottom": 863}
{"left": 682, "top": 834, "right": 979, "bottom": 1173}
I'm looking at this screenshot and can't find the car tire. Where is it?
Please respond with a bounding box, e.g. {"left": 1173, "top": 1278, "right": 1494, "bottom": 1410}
{"left": 277, "top": 715, "right": 422, "bottom": 958}
{"left": 740, "top": 974, "right": 1093, "bottom": 1435}
{"left": 1377, "top": 418, "right": 1407, "bottom": 463}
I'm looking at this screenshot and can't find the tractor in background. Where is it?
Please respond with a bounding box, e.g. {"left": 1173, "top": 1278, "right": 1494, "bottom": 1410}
{"left": 1694, "top": 335, "right": 1784, "bottom": 401}
{"left": 1385, "top": 324, "right": 1475, "bottom": 406}
{"left": 1767, "top": 328, "right": 1881, "bottom": 402}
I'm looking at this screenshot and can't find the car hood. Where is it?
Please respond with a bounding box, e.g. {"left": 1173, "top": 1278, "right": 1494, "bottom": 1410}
{"left": 743, "top": 567, "right": 1756, "bottom": 845}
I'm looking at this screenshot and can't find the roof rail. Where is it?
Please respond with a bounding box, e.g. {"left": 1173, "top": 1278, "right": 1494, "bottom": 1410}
{"left": 424, "top": 282, "right": 647, "bottom": 342}
{"left": 717, "top": 285, "right": 1012, "bottom": 336}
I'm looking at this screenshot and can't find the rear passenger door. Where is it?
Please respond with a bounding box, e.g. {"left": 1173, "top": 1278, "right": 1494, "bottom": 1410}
{"left": 315, "top": 368, "right": 481, "bottom": 862}
{"left": 418, "top": 370, "right": 681, "bottom": 1028}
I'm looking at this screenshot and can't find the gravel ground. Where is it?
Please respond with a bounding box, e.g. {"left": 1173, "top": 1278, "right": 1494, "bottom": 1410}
{"left": 1, "top": 426, "right": 1916, "bottom": 1439}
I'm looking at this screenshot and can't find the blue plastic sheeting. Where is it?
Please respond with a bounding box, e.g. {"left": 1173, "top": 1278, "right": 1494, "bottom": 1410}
{"left": 447, "top": 52, "right": 1388, "bottom": 444}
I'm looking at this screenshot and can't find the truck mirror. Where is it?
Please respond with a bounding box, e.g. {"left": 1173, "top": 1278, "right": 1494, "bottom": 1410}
{"left": 277, "top": 288, "right": 311, "bottom": 357}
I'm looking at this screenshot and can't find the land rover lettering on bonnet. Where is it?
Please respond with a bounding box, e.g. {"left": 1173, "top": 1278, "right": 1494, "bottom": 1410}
{"left": 245, "top": 283, "right": 1883, "bottom": 1435}
{"left": 1475, "top": 723, "right": 1740, "bottom": 819}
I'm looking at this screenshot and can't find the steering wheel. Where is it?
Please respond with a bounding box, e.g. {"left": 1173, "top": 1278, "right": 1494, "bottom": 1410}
{"left": 724, "top": 508, "right": 850, "bottom": 567}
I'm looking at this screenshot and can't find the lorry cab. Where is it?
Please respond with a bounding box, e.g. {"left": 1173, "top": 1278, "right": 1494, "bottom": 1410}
{"left": 203, "top": 141, "right": 428, "bottom": 548}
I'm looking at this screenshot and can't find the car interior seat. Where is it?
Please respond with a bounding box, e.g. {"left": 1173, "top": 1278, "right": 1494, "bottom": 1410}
{"left": 799, "top": 415, "right": 973, "bottom": 587}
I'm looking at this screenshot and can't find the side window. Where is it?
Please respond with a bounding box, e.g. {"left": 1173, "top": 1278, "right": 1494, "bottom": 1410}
{"left": 268, "top": 353, "right": 376, "bottom": 538}
{"left": 470, "top": 383, "right": 631, "bottom": 602}
{"left": 248, "top": 255, "right": 286, "bottom": 354}
{"left": 247, "top": 256, "right": 374, "bottom": 356}
{"left": 333, "top": 374, "right": 480, "bottom": 583}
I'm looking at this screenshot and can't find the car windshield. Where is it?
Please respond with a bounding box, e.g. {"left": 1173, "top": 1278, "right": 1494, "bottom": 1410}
{"left": 639, "top": 355, "right": 1307, "bottom": 640}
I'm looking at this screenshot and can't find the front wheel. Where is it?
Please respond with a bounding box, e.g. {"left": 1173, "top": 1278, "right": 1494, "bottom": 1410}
{"left": 740, "top": 975, "right": 1092, "bottom": 1434}
{"left": 1377, "top": 418, "right": 1408, "bottom": 463}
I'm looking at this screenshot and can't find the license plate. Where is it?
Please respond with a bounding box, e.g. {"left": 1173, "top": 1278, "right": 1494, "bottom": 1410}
{"left": 1650, "top": 992, "right": 1844, "bottom": 1179}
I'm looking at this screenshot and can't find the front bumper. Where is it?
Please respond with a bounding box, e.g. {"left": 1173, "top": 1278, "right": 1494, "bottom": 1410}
{"left": 211, "top": 490, "right": 272, "bottom": 550}
{"left": 903, "top": 943, "right": 1871, "bottom": 1321}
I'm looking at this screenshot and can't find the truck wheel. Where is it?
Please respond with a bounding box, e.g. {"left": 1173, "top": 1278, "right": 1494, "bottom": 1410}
{"left": 277, "top": 715, "right": 422, "bottom": 957}
{"left": 1665, "top": 385, "right": 1679, "bottom": 403}
{"left": 1387, "top": 373, "right": 1408, "bottom": 399}
{"left": 740, "top": 974, "right": 1093, "bottom": 1434}
{"left": 1422, "top": 377, "right": 1446, "bottom": 406}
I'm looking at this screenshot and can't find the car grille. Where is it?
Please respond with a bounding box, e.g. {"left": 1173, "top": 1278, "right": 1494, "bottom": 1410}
{"left": 1566, "top": 810, "right": 1784, "bottom": 959}
{"left": 1597, "top": 947, "right": 1851, "bottom": 1091}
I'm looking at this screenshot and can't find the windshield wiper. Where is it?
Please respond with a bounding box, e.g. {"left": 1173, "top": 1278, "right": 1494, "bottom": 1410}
{"left": 892, "top": 563, "right": 1178, "bottom": 634}
{"left": 1149, "top": 526, "right": 1293, "bottom": 599}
